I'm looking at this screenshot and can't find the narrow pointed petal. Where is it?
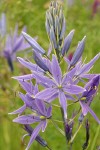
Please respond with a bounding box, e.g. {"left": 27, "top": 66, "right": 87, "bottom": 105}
{"left": 22, "top": 32, "right": 45, "bottom": 55}
{"left": 65, "top": 94, "right": 75, "bottom": 101}
{"left": 24, "top": 125, "right": 48, "bottom": 147}
{"left": 64, "top": 85, "right": 85, "bottom": 94}
{"left": 19, "top": 93, "right": 37, "bottom": 111}
{"left": 9, "top": 104, "right": 26, "bottom": 115}
{"left": 12, "top": 74, "right": 34, "bottom": 81}
{"left": 33, "top": 71, "right": 55, "bottom": 87}
{"left": 59, "top": 91, "right": 67, "bottom": 119}
{"left": 47, "top": 106, "right": 52, "bottom": 117}
{"left": 34, "top": 84, "right": 39, "bottom": 95}
{"left": 61, "top": 30, "right": 75, "bottom": 56}
{"left": 35, "top": 88, "right": 57, "bottom": 100}
{"left": 19, "top": 80, "right": 34, "bottom": 95}
{"left": 19, "top": 92, "right": 27, "bottom": 103}
{"left": 77, "top": 53, "right": 100, "bottom": 76}
{"left": 13, "top": 115, "right": 40, "bottom": 124}
{"left": 70, "top": 36, "right": 86, "bottom": 67}
{"left": 62, "top": 68, "right": 76, "bottom": 85}
{"left": 82, "top": 74, "right": 97, "bottom": 79}
{"left": 17, "top": 57, "right": 43, "bottom": 72}
{"left": 25, "top": 94, "right": 38, "bottom": 111}
{"left": 46, "top": 93, "right": 58, "bottom": 103}
{"left": 25, "top": 122, "right": 43, "bottom": 150}
{"left": 51, "top": 55, "right": 62, "bottom": 84}
{"left": 80, "top": 102, "right": 100, "bottom": 124}
{"left": 87, "top": 106, "right": 100, "bottom": 124}
{"left": 33, "top": 51, "right": 49, "bottom": 72}
{"left": 35, "top": 100, "right": 46, "bottom": 116}
{"left": 80, "top": 101, "right": 88, "bottom": 115}
{"left": 42, "top": 120, "right": 47, "bottom": 132}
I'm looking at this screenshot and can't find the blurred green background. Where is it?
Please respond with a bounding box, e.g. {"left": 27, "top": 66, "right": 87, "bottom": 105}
{"left": 0, "top": 0, "right": 100, "bottom": 150}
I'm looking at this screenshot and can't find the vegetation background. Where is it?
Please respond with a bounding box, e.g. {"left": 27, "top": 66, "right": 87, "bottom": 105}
{"left": 0, "top": 0, "right": 100, "bottom": 150}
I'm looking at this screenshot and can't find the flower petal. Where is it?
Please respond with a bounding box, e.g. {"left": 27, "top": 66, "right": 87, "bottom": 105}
{"left": 19, "top": 80, "right": 34, "bottom": 95}
{"left": 35, "top": 99, "right": 46, "bottom": 116}
{"left": 12, "top": 74, "right": 34, "bottom": 81}
{"left": 33, "top": 71, "right": 55, "bottom": 87}
{"left": 61, "top": 30, "right": 75, "bottom": 56}
{"left": 45, "top": 92, "right": 58, "bottom": 103}
{"left": 64, "top": 85, "right": 85, "bottom": 94}
{"left": 35, "top": 88, "right": 57, "bottom": 100}
{"left": 42, "top": 120, "right": 47, "bottom": 132}
{"left": 13, "top": 115, "right": 40, "bottom": 124}
{"left": 33, "top": 51, "right": 49, "bottom": 72}
{"left": 77, "top": 53, "right": 100, "bottom": 76}
{"left": 47, "top": 106, "right": 52, "bottom": 117}
{"left": 22, "top": 32, "right": 45, "bottom": 55}
{"left": 51, "top": 55, "right": 62, "bottom": 84}
{"left": 17, "top": 57, "right": 43, "bottom": 72}
{"left": 87, "top": 106, "right": 100, "bottom": 124}
{"left": 25, "top": 122, "right": 43, "bottom": 150}
{"left": 59, "top": 91, "right": 67, "bottom": 119}
{"left": 8, "top": 104, "right": 26, "bottom": 115}
{"left": 80, "top": 102, "right": 100, "bottom": 124}
{"left": 70, "top": 36, "right": 86, "bottom": 67}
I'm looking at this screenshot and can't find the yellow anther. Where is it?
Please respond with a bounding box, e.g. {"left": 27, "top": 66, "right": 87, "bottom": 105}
{"left": 80, "top": 97, "right": 86, "bottom": 101}
{"left": 40, "top": 116, "right": 46, "bottom": 120}
{"left": 58, "top": 85, "right": 62, "bottom": 89}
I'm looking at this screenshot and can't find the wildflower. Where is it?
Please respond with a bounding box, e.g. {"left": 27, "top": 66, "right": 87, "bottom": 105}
{"left": 65, "top": 53, "right": 100, "bottom": 80}
{"left": 13, "top": 99, "right": 52, "bottom": 150}
{"left": 79, "top": 75, "right": 100, "bottom": 124}
{"left": 10, "top": 81, "right": 52, "bottom": 150}
{"left": 32, "top": 55, "right": 85, "bottom": 119}
{"left": 3, "top": 25, "right": 30, "bottom": 71}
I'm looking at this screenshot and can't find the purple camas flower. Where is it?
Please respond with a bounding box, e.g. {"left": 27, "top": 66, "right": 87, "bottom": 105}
{"left": 10, "top": 81, "right": 52, "bottom": 150}
{"left": 79, "top": 75, "right": 100, "bottom": 124}
{"left": 10, "top": 1, "right": 100, "bottom": 149}
{"left": 3, "top": 25, "right": 30, "bottom": 71}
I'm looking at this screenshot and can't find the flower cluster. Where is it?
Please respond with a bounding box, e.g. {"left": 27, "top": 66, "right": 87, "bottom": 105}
{"left": 9, "top": 1, "right": 100, "bottom": 150}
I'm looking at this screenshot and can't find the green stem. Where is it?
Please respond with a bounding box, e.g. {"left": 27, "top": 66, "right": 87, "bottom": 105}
{"left": 91, "top": 125, "right": 100, "bottom": 150}
{"left": 60, "top": 107, "right": 73, "bottom": 150}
